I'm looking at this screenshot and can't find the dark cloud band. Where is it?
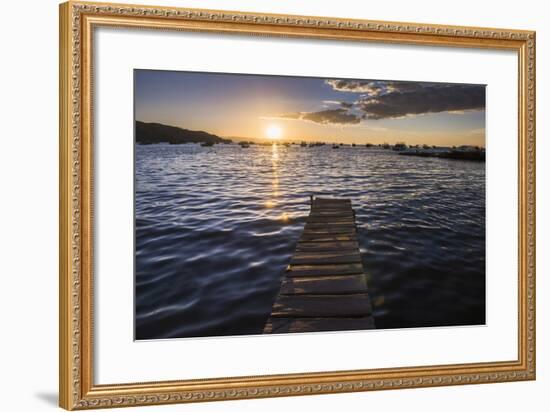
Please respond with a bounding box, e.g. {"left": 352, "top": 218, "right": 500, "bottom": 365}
{"left": 278, "top": 108, "right": 360, "bottom": 125}
{"left": 326, "top": 79, "right": 486, "bottom": 120}
{"left": 274, "top": 80, "right": 485, "bottom": 125}
{"left": 358, "top": 84, "right": 485, "bottom": 120}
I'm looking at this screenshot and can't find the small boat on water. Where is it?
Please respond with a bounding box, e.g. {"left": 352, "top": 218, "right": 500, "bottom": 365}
{"left": 201, "top": 142, "right": 214, "bottom": 147}
{"left": 300, "top": 142, "right": 307, "bottom": 147}
{"left": 392, "top": 142, "right": 408, "bottom": 151}
{"left": 352, "top": 143, "right": 356, "bottom": 147}
{"left": 399, "top": 145, "right": 485, "bottom": 161}
{"left": 332, "top": 144, "right": 340, "bottom": 149}
{"left": 238, "top": 140, "right": 252, "bottom": 148}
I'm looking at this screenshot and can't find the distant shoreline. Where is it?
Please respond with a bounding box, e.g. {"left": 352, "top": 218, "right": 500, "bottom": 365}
{"left": 135, "top": 121, "right": 232, "bottom": 145}
{"left": 137, "top": 139, "right": 485, "bottom": 161}
{"left": 135, "top": 121, "right": 485, "bottom": 155}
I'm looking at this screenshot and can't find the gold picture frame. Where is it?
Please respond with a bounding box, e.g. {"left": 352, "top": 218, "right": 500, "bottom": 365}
{"left": 59, "top": 1, "right": 536, "bottom": 409}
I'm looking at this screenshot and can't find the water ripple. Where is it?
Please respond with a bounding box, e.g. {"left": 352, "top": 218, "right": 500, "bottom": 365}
{"left": 135, "top": 144, "right": 485, "bottom": 339}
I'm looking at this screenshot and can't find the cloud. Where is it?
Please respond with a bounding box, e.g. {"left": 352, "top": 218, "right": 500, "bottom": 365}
{"left": 269, "top": 80, "right": 485, "bottom": 126}
{"left": 275, "top": 112, "right": 302, "bottom": 120}
{"left": 322, "top": 100, "right": 354, "bottom": 109}
{"left": 467, "top": 128, "right": 485, "bottom": 135}
{"left": 325, "top": 79, "right": 486, "bottom": 120}
{"left": 277, "top": 108, "right": 361, "bottom": 125}
{"left": 325, "top": 79, "right": 390, "bottom": 95}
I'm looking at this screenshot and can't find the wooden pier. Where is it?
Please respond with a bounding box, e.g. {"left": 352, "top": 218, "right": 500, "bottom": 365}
{"left": 263, "top": 197, "right": 375, "bottom": 334}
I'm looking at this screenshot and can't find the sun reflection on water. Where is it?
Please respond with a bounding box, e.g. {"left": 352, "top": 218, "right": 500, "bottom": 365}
{"left": 135, "top": 143, "right": 487, "bottom": 338}
{"left": 267, "top": 144, "right": 281, "bottom": 214}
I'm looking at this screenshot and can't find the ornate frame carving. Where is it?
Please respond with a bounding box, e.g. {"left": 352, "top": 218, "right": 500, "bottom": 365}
{"left": 59, "top": 1, "right": 536, "bottom": 409}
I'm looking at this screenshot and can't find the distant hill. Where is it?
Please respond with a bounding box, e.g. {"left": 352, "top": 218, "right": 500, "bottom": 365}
{"left": 135, "top": 121, "right": 232, "bottom": 145}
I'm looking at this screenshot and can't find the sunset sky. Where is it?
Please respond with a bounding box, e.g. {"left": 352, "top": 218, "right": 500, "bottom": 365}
{"left": 135, "top": 70, "right": 486, "bottom": 146}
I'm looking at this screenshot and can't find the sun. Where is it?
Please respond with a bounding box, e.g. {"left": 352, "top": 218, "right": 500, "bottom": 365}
{"left": 265, "top": 124, "right": 283, "bottom": 140}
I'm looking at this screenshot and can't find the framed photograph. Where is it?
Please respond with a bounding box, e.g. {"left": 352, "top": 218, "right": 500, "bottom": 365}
{"left": 59, "top": 1, "right": 536, "bottom": 409}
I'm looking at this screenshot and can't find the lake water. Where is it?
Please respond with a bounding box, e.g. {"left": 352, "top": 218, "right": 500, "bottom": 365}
{"left": 135, "top": 143, "right": 485, "bottom": 339}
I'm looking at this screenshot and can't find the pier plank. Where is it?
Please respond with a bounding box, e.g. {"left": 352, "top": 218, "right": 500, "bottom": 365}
{"left": 302, "top": 227, "right": 356, "bottom": 235}
{"left": 306, "top": 218, "right": 355, "bottom": 225}
{"left": 299, "top": 234, "right": 358, "bottom": 242}
{"left": 280, "top": 274, "right": 368, "bottom": 295}
{"left": 312, "top": 203, "right": 351, "bottom": 209}
{"left": 308, "top": 211, "right": 354, "bottom": 217}
{"left": 264, "top": 197, "right": 375, "bottom": 334}
{"left": 305, "top": 222, "right": 356, "bottom": 229}
{"left": 313, "top": 198, "right": 351, "bottom": 205}
{"left": 306, "top": 217, "right": 355, "bottom": 223}
{"left": 286, "top": 263, "right": 364, "bottom": 277}
{"left": 311, "top": 205, "right": 350, "bottom": 211}
{"left": 295, "top": 240, "right": 359, "bottom": 252}
{"left": 270, "top": 294, "right": 372, "bottom": 318}
{"left": 290, "top": 251, "right": 362, "bottom": 265}
{"left": 264, "top": 316, "right": 375, "bottom": 334}
{"left": 311, "top": 206, "right": 350, "bottom": 211}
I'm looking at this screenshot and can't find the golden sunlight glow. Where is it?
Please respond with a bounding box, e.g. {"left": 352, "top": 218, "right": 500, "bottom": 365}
{"left": 265, "top": 124, "right": 283, "bottom": 140}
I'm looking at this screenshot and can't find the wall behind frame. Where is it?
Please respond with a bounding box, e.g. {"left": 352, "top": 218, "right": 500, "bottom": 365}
{"left": 0, "top": 0, "right": 547, "bottom": 411}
